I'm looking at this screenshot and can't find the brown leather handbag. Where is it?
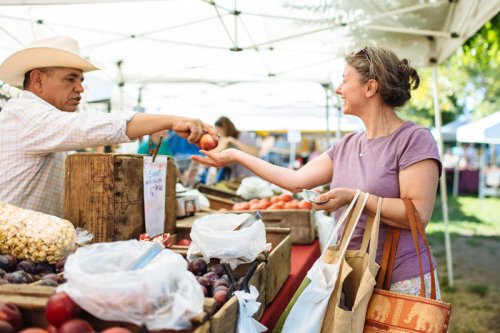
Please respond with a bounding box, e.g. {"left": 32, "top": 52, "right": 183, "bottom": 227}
{"left": 364, "top": 199, "right": 451, "bottom": 333}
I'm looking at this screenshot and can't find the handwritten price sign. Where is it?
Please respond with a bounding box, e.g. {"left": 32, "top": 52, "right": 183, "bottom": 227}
{"left": 143, "top": 156, "right": 168, "bottom": 236}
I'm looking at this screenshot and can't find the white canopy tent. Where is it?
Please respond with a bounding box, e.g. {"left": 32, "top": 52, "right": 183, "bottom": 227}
{"left": 457, "top": 112, "right": 500, "bottom": 199}
{"left": 1, "top": 0, "right": 499, "bottom": 287}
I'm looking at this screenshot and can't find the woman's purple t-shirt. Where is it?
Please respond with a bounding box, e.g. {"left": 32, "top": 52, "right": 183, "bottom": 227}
{"left": 326, "top": 121, "right": 442, "bottom": 283}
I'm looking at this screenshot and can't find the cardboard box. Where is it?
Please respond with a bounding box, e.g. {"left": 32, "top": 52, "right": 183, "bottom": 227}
{"left": 64, "top": 153, "right": 177, "bottom": 243}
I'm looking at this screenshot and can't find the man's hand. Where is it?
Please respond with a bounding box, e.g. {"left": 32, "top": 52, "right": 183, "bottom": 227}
{"left": 170, "top": 116, "right": 218, "bottom": 144}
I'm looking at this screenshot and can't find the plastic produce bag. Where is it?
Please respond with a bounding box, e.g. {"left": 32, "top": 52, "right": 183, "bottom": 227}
{"left": 58, "top": 240, "right": 204, "bottom": 331}
{"left": 235, "top": 286, "right": 267, "bottom": 333}
{"left": 314, "top": 210, "right": 336, "bottom": 252}
{"left": 187, "top": 213, "right": 271, "bottom": 269}
{"left": 236, "top": 177, "right": 274, "bottom": 200}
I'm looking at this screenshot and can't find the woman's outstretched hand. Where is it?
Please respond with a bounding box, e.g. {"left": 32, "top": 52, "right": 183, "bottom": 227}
{"left": 191, "top": 148, "right": 238, "bottom": 168}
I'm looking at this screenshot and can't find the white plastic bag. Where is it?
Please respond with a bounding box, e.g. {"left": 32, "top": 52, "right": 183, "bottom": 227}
{"left": 187, "top": 213, "right": 271, "bottom": 269}
{"left": 236, "top": 177, "right": 274, "bottom": 200}
{"left": 58, "top": 240, "right": 204, "bottom": 331}
{"left": 235, "top": 286, "right": 267, "bottom": 333}
{"left": 314, "top": 211, "right": 336, "bottom": 252}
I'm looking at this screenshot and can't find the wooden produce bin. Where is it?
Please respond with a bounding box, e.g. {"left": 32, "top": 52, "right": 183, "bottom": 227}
{"left": 179, "top": 209, "right": 315, "bottom": 244}
{"left": 258, "top": 209, "right": 316, "bottom": 244}
{"left": 175, "top": 223, "right": 291, "bottom": 306}
{"left": 64, "top": 153, "right": 177, "bottom": 243}
{"left": 0, "top": 284, "right": 210, "bottom": 333}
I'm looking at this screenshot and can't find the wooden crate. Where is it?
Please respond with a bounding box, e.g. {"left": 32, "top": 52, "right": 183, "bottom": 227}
{"left": 178, "top": 210, "right": 315, "bottom": 244}
{"left": 203, "top": 194, "right": 237, "bottom": 211}
{"left": 171, "top": 239, "right": 267, "bottom": 322}
{"left": 196, "top": 184, "right": 242, "bottom": 201}
{"left": 175, "top": 224, "right": 291, "bottom": 306}
{"left": 64, "top": 153, "right": 177, "bottom": 243}
{"left": 0, "top": 284, "right": 210, "bottom": 333}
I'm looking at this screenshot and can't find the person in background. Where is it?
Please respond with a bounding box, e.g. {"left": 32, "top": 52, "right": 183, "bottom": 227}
{"left": 0, "top": 36, "right": 217, "bottom": 217}
{"left": 138, "top": 130, "right": 171, "bottom": 156}
{"left": 194, "top": 46, "right": 442, "bottom": 299}
{"left": 214, "top": 116, "right": 259, "bottom": 180}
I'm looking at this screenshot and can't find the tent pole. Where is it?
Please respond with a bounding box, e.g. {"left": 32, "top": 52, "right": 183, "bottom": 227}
{"left": 323, "top": 83, "right": 332, "bottom": 146}
{"left": 432, "top": 65, "right": 454, "bottom": 287}
{"left": 479, "top": 143, "right": 486, "bottom": 199}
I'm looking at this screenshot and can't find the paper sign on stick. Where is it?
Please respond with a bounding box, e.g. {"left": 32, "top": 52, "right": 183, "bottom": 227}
{"left": 143, "top": 156, "right": 168, "bottom": 236}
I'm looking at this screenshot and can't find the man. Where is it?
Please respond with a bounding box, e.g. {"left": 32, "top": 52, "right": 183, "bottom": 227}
{"left": 0, "top": 36, "right": 216, "bottom": 217}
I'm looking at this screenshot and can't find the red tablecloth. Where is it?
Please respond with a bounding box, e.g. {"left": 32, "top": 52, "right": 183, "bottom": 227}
{"left": 259, "top": 240, "right": 321, "bottom": 331}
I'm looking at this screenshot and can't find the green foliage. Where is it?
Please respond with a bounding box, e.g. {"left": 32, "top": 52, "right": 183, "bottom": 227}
{"left": 467, "top": 284, "right": 490, "bottom": 297}
{"left": 406, "top": 13, "right": 499, "bottom": 125}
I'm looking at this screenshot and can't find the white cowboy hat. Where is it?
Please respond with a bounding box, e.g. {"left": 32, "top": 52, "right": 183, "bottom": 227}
{"left": 0, "top": 36, "right": 99, "bottom": 87}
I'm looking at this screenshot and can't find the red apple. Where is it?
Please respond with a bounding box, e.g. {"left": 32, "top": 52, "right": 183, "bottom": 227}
{"left": 198, "top": 133, "right": 218, "bottom": 151}
{"left": 0, "top": 302, "right": 22, "bottom": 332}
{"left": 45, "top": 292, "right": 81, "bottom": 328}
{"left": 101, "top": 328, "right": 133, "bottom": 333}
{"left": 57, "top": 319, "right": 94, "bottom": 333}
{"left": 177, "top": 239, "right": 191, "bottom": 246}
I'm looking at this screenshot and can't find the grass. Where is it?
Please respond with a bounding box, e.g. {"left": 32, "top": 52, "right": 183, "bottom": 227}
{"left": 428, "top": 195, "right": 500, "bottom": 236}
{"left": 425, "top": 194, "right": 500, "bottom": 332}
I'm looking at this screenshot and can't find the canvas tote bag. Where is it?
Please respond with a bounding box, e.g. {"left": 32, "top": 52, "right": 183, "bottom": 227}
{"left": 364, "top": 199, "right": 451, "bottom": 333}
{"left": 275, "top": 190, "right": 369, "bottom": 333}
{"left": 321, "top": 197, "right": 383, "bottom": 333}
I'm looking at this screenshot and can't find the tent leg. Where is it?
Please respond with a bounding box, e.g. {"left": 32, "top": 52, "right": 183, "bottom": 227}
{"left": 432, "top": 66, "right": 454, "bottom": 287}
{"left": 479, "top": 143, "right": 486, "bottom": 199}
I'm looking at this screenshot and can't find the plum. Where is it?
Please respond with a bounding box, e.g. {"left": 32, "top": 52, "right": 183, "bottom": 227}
{"left": 0, "top": 255, "right": 17, "bottom": 273}
{"left": 213, "top": 289, "right": 228, "bottom": 306}
{"left": 41, "top": 273, "right": 64, "bottom": 285}
{"left": 55, "top": 257, "right": 67, "bottom": 274}
{"left": 209, "top": 264, "right": 224, "bottom": 277}
{"left": 0, "top": 269, "right": 5, "bottom": 278}
{"left": 7, "top": 271, "right": 31, "bottom": 284}
{"left": 203, "top": 271, "right": 219, "bottom": 284}
{"left": 0, "top": 302, "right": 22, "bottom": 331}
{"left": 38, "top": 279, "right": 58, "bottom": 287}
{"left": 213, "top": 278, "right": 229, "bottom": 288}
{"left": 188, "top": 258, "right": 207, "bottom": 276}
{"left": 0, "top": 280, "right": 8, "bottom": 286}
{"left": 35, "top": 262, "right": 55, "bottom": 275}
{"left": 17, "top": 260, "right": 37, "bottom": 274}
{"left": 213, "top": 285, "right": 228, "bottom": 295}
{"left": 200, "top": 285, "right": 208, "bottom": 297}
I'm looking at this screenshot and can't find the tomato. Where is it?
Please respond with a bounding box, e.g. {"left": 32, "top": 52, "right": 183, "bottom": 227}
{"left": 278, "top": 194, "right": 293, "bottom": 202}
{"left": 249, "top": 198, "right": 259, "bottom": 204}
{"left": 284, "top": 201, "right": 299, "bottom": 209}
{"left": 298, "top": 201, "right": 313, "bottom": 210}
{"left": 258, "top": 201, "right": 271, "bottom": 210}
{"left": 249, "top": 203, "right": 260, "bottom": 210}
{"left": 269, "top": 196, "right": 280, "bottom": 204}
{"left": 267, "top": 202, "right": 284, "bottom": 210}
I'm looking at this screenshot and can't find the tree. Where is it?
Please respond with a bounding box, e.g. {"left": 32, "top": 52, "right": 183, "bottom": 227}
{"left": 405, "top": 13, "right": 499, "bottom": 125}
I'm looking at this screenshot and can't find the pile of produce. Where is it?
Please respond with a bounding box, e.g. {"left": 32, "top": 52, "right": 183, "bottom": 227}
{"left": 230, "top": 194, "right": 312, "bottom": 211}
{"left": 0, "top": 254, "right": 67, "bottom": 286}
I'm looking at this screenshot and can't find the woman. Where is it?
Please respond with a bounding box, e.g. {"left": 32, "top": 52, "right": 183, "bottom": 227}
{"left": 194, "top": 46, "right": 442, "bottom": 298}
{"left": 214, "top": 116, "right": 259, "bottom": 180}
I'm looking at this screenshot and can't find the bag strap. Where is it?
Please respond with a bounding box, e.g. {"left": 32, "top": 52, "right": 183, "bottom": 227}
{"left": 320, "top": 191, "right": 368, "bottom": 263}
{"left": 359, "top": 197, "right": 383, "bottom": 257}
{"left": 377, "top": 199, "right": 437, "bottom": 300}
{"left": 319, "top": 189, "right": 360, "bottom": 258}
{"left": 403, "top": 199, "right": 437, "bottom": 300}
{"left": 366, "top": 197, "right": 383, "bottom": 265}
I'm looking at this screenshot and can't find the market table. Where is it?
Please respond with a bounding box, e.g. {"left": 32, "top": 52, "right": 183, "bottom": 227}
{"left": 259, "top": 240, "right": 321, "bottom": 331}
